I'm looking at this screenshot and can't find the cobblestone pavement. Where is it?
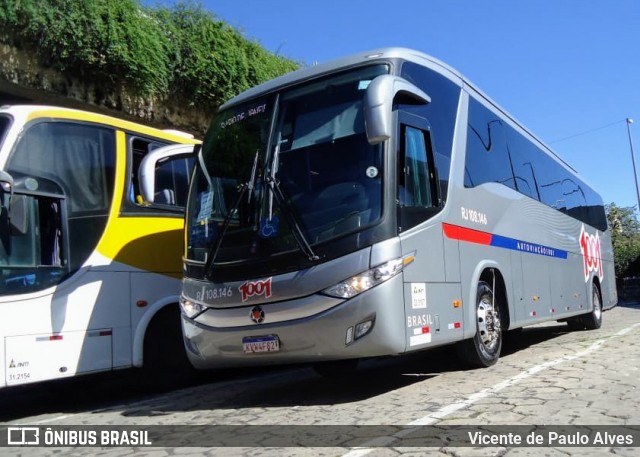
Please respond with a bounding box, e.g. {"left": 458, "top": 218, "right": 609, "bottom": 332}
{"left": 2, "top": 303, "right": 639, "bottom": 457}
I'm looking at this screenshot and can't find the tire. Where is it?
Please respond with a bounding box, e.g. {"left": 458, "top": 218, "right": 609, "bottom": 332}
{"left": 142, "top": 306, "right": 196, "bottom": 389}
{"left": 582, "top": 283, "right": 603, "bottom": 330}
{"left": 457, "top": 281, "right": 503, "bottom": 368}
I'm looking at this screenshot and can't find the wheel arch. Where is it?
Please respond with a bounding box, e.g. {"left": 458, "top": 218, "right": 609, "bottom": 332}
{"left": 591, "top": 276, "right": 602, "bottom": 308}
{"left": 132, "top": 296, "right": 181, "bottom": 367}
{"left": 464, "top": 261, "right": 511, "bottom": 339}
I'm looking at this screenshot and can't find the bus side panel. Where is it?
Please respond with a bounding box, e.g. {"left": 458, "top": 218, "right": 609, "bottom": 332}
{"left": 130, "top": 271, "right": 182, "bottom": 368}
{"left": 5, "top": 330, "right": 112, "bottom": 386}
{"left": 449, "top": 185, "right": 610, "bottom": 329}
{"left": 519, "top": 249, "right": 552, "bottom": 324}
{"left": 400, "top": 222, "right": 465, "bottom": 349}
{"left": 402, "top": 281, "right": 464, "bottom": 350}
{"left": 400, "top": 222, "right": 446, "bottom": 283}
{"left": 549, "top": 251, "right": 589, "bottom": 318}
{"left": 2, "top": 270, "right": 130, "bottom": 386}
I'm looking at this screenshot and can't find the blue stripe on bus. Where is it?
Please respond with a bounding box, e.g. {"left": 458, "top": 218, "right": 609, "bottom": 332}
{"left": 443, "top": 223, "right": 568, "bottom": 260}
{"left": 490, "top": 234, "right": 568, "bottom": 259}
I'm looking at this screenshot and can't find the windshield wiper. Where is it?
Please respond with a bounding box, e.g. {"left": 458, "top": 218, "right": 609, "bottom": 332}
{"left": 204, "top": 182, "right": 248, "bottom": 279}
{"left": 204, "top": 150, "right": 260, "bottom": 279}
{"left": 266, "top": 176, "right": 320, "bottom": 262}
{"left": 265, "top": 117, "right": 319, "bottom": 262}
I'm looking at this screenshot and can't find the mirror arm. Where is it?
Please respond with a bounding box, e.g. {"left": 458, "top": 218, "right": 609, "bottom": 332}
{"left": 364, "top": 75, "right": 431, "bottom": 145}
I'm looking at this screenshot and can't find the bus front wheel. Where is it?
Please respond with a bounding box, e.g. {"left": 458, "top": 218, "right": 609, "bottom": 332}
{"left": 457, "top": 281, "right": 503, "bottom": 368}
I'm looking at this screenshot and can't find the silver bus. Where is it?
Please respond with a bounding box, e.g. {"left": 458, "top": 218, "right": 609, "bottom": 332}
{"left": 179, "top": 48, "right": 616, "bottom": 373}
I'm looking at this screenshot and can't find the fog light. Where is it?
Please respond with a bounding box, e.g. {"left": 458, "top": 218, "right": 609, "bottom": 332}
{"left": 355, "top": 318, "right": 374, "bottom": 340}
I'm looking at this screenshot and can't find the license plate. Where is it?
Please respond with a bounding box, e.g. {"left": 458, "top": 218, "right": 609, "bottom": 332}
{"left": 242, "top": 335, "right": 280, "bottom": 353}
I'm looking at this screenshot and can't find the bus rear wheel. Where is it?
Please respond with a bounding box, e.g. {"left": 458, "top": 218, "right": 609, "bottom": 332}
{"left": 566, "top": 283, "right": 602, "bottom": 331}
{"left": 457, "top": 281, "right": 502, "bottom": 368}
{"left": 583, "top": 283, "right": 603, "bottom": 330}
{"left": 142, "top": 305, "right": 196, "bottom": 388}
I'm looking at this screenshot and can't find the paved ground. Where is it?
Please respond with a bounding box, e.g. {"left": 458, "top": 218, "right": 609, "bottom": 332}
{"left": 1, "top": 303, "right": 639, "bottom": 456}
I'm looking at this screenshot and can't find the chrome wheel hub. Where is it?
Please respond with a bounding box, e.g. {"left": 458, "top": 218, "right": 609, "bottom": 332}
{"left": 478, "top": 298, "right": 501, "bottom": 350}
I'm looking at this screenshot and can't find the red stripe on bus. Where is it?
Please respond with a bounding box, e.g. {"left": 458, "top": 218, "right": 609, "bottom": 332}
{"left": 442, "top": 223, "right": 492, "bottom": 245}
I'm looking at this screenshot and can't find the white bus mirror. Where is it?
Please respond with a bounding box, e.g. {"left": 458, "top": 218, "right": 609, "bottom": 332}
{"left": 364, "top": 75, "right": 431, "bottom": 145}
{"left": 0, "top": 170, "right": 13, "bottom": 207}
{"left": 138, "top": 144, "right": 195, "bottom": 204}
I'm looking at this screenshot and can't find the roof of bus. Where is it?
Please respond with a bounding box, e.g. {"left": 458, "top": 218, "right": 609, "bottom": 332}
{"left": 222, "top": 47, "right": 580, "bottom": 176}
{"left": 0, "top": 104, "right": 199, "bottom": 143}
{"left": 221, "top": 47, "right": 464, "bottom": 109}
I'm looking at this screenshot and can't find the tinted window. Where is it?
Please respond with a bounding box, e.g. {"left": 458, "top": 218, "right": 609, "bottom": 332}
{"left": 9, "top": 122, "right": 115, "bottom": 215}
{"left": 125, "top": 137, "right": 194, "bottom": 211}
{"left": 465, "top": 98, "right": 516, "bottom": 190}
{"left": 507, "top": 131, "right": 540, "bottom": 200}
{"left": 465, "top": 97, "right": 606, "bottom": 231}
{"left": 400, "top": 125, "right": 434, "bottom": 207}
{"left": 6, "top": 121, "right": 116, "bottom": 276}
{"left": 153, "top": 155, "right": 195, "bottom": 207}
{"left": 526, "top": 140, "right": 606, "bottom": 230}
{"left": 506, "top": 117, "right": 607, "bottom": 231}
{"left": 400, "top": 62, "right": 461, "bottom": 201}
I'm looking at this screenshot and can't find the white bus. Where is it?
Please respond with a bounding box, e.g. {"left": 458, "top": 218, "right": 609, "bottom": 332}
{"left": 0, "top": 105, "right": 198, "bottom": 387}
{"left": 179, "top": 48, "right": 616, "bottom": 373}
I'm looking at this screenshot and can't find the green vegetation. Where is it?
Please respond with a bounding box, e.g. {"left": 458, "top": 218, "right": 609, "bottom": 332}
{"left": 606, "top": 203, "right": 640, "bottom": 278}
{"left": 0, "top": 0, "right": 299, "bottom": 108}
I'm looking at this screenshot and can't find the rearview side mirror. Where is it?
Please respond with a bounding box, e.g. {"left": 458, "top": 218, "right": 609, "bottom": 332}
{"left": 138, "top": 144, "right": 196, "bottom": 204}
{"left": 364, "top": 75, "right": 431, "bottom": 145}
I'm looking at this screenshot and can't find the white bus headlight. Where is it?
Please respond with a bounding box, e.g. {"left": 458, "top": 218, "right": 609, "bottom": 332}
{"left": 321, "top": 254, "right": 414, "bottom": 299}
{"left": 180, "top": 295, "right": 206, "bottom": 319}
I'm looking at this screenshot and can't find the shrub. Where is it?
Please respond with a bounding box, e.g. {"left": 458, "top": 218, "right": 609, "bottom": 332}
{"left": 0, "top": 0, "right": 299, "bottom": 105}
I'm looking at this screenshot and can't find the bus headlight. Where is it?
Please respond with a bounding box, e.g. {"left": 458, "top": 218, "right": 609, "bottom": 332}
{"left": 321, "top": 253, "right": 414, "bottom": 299}
{"left": 180, "top": 295, "right": 206, "bottom": 319}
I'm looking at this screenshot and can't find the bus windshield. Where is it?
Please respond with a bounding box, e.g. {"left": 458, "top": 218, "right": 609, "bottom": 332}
{"left": 186, "top": 64, "right": 388, "bottom": 273}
